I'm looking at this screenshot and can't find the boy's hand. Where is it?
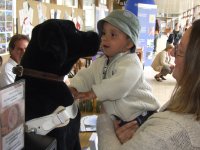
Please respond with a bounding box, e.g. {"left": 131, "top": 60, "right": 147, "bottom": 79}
{"left": 76, "top": 90, "right": 97, "bottom": 101}
{"left": 69, "top": 87, "right": 79, "bottom": 99}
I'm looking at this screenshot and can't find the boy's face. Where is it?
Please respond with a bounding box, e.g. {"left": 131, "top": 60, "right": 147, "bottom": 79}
{"left": 101, "top": 22, "right": 133, "bottom": 57}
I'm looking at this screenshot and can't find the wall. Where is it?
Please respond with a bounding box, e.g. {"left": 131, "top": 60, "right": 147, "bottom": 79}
{"left": 16, "top": 0, "right": 84, "bottom": 35}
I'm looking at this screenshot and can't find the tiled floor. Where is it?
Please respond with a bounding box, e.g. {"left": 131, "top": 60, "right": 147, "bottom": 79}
{"left": 143, "top": 66, "right": 176, "bottom": 107}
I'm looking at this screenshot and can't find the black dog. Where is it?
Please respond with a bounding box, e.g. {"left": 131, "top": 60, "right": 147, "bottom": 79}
{"left": 15, "top": 19, "right": 100, "bottom": 150}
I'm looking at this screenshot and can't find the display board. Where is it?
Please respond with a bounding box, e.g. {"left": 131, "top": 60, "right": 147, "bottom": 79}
{"left": 16, "top": 0, "right": 84, "bottom": 38}
{"left": 137, "top": 3, "right": 157, "bottom": 66}
{"left": 0, "top": 80, "right": 25, "bottom": 150}
{"left": 0, "top": 0, "right": 13, "bottom": 55}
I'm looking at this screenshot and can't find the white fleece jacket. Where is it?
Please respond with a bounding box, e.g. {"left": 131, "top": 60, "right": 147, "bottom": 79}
{"left": 70, "top": 52, "right": 159, "bottom": 121}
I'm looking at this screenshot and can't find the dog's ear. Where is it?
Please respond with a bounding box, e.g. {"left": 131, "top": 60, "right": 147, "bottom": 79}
{"left": 37, "top": 19, "right": 70, "bottom": 67}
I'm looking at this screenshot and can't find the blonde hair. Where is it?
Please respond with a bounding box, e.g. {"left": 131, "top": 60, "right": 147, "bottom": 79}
{"left": 165, "top": 43, "right": 174, "bottom": 51}
{"left": 166, "top": 20, "right": 200, "bottom": 120}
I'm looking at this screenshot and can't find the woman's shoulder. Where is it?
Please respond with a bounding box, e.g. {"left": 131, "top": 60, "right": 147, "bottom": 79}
{"left": 127, "top": 111, "right": 200, "bottom": 149}
{"left": 149, "top": 111, "right": 199, "bottom": 127}
{"left": 142, "top": 111, "right": 200, "bottom": 147}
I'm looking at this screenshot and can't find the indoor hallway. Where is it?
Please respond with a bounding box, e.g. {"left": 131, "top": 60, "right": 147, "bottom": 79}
{"left": 143, "top": 66, "right": 176, "bottom": 107}
{"left": 144, "top": 33, "right": 176, "bottom": 107}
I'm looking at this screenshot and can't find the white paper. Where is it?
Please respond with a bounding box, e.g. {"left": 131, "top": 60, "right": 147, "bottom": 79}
{"left": 37, "top": 3, "right": 47, "bottom": 23}
{"left": 50, "top": 9, "right": 55, "bottom": 19}
{"left": 80, "top": 115, "right": 97, "bottom": 132}
{"left": 19, "top": 9, "right": 24, "bottom": 26}
{"left": 56, "top": 10, "right": 61, "bottom": 19}
{"left": 64, "top": 11, "right": 72, "bottom": 20}
{"left": 23, "top": 1, "right": 29, "bottom": 15}
{"left": 28, "top": 7, "right": 33, "bottom": 24}
{"left": 84, "top": 6, "right": 95, "bottom": 28}
{"left": 89, "top": 133, "right": 98, "bottom": 150}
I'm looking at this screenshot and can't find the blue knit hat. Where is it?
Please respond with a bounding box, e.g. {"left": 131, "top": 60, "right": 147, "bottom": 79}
{"left": 97, "top": 9, "right": 141, "bottom": 46}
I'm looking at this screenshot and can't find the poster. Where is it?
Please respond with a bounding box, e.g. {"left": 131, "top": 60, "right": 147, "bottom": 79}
{"left": 37, "top": 2, "right": 47, "bottom": 23}
{"left": 0, "top": 80, "right": 25, "bottom": 150}
{"left": 95, "top": 7, "right": 109, "bottom": 32}
{"left": 19, "top": 1, "right": 34, "bottom": 38}
{"left": 137, "top": 3, "right": 157, "bottom": 66}
{"left": 83, "top": 5, "right": 95, "bottom": 31}
{"left": 0, "top": 0, "right": 13, "bottom": 54}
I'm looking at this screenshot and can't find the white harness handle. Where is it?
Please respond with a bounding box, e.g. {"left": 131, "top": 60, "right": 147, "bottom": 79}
{"left": 25, "top": 102, "right": 78, "bottom": 135}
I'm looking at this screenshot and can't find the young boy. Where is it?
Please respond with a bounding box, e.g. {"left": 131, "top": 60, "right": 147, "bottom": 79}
{"left": 69, "top": 10, "right": 159, "bottom": 126}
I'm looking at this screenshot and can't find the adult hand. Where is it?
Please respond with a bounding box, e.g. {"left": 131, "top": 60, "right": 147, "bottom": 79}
{"left": 113, "top": 120, "right": 138, "bottom": 144}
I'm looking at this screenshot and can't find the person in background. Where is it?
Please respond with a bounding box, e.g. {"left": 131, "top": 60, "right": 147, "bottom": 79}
{"left": 0, "top": 34, "right": 29, "bottom": 88}
{"left": 165, "top": 27, "right": 172, "bottom": 37}
{"left": 183, "top": 19, "right": 191, "bottom": 32}
{"left": 151, "top": 43, "right": 174, "bottom": 82}
{"left": 97, "top": 19, "right": 200, "bottom": 150}
{"left": 166, "top": 22, "right": 182, "bottom": 47}
{"left": 69, "top": 9, "right": 159, "bottom": 127}
{"left": 153, "top": 19, "right": 160, "bottom": 53}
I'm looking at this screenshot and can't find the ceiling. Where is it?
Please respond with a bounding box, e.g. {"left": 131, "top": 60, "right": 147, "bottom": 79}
{"left": 154, "top": 0, "right": 200, "bottom": 15}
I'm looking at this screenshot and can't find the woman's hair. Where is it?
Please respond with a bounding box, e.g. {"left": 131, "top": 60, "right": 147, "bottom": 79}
{"left": 167, "top": 19, "right": 200, "bottom": 120}
{"left": 8, "top": 34, "right": 30, "bottom": 54}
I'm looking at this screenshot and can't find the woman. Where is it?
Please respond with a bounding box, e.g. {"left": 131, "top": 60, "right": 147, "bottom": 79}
{"left": 151, "top": 43, "right": 174, "bottom": 82}
{"left": 97, "top": 19, "right": 200, "bottom": 150}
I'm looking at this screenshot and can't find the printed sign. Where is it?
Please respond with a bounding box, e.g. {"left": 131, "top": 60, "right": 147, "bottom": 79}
{"left": 0, "top": 80, "right": 25, "bottom": 150}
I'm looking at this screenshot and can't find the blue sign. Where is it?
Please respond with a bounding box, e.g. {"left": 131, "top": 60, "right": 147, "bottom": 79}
{"left": 137, "top": 4, "right": 157, "bottom": 66}
{"left": 125, "top": 1, "right": 157, "bottom": 66}
{"left": 125, "top": 0, "right": 155, "bottom": 15}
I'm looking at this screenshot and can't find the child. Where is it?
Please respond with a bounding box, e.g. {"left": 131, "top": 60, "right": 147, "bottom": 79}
{"left": 69, "top": 9, "right": 159, "bottom": 126}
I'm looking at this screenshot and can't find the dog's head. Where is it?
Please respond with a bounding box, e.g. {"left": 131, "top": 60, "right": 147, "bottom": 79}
{"left": 20, "top": 19, "right": 100, "bottom": 75}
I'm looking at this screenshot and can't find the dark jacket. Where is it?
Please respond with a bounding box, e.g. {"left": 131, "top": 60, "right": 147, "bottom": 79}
{"left": 167, "top": 30, "right": 182, "bottom": 46}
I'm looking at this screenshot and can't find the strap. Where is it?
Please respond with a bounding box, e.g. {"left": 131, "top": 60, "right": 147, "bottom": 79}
{"left": 13, "top": 65, "right": 64, "bottom": 82}
{"left": 25, "top": 102, "right": 78, "bottom": 135}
